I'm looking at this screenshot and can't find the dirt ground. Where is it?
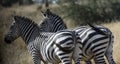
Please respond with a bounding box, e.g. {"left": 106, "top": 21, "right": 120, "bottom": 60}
{"left": 0, "top": 4, "right": 120, "bottom": 64}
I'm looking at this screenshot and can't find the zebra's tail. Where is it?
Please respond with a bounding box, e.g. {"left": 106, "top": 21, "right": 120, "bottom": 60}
{"left": 55, "top": 31, "right": 76, "bottom": 53}
{"left": 88, "top": 23, "right": 116, "bottom": 63}
{"left": 87, "top": 23, "right": 109, "bottom": 36}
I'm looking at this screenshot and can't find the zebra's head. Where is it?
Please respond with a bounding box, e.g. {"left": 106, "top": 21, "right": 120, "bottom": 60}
{"left": 4, "top": 16, "right": 20, "bottom": 44}
{"left": 41, "top": 8, "right": 53, "bottom": 18}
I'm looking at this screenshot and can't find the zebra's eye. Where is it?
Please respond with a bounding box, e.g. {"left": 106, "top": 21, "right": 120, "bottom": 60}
{"left": 43, "top": 14, "right": 47, "bottom": 17}
{"left": 42, "top": 22, "right": 44, "bottom": 24}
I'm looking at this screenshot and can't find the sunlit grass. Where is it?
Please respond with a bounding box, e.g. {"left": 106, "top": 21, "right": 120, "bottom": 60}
{"left": 0, "top": 4, "right": 120, "bottom": 64}
{"left": 103, "top": 22, "right": 120, "bottom": 64}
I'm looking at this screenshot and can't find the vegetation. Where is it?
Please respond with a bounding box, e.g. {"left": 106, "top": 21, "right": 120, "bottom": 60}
{"left": 0, "top": 0, "right": 120, "bottom": 64}
{"left": 0, "top": 0, "right": 33, "bottom": 7}
{"left": 58, "top": 0, "right": 120, "bottom": 25}
{"left": 0, "top": 5, "right": 120, "bottom": 64}
{"left": 3, "top": 0, "right": 120, "bottom": 25}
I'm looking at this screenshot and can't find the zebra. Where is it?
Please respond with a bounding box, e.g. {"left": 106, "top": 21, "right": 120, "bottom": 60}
{"left": 39, "top": 0, "right": 67, "bottom": 32}
{"left": 38, "top": 5, "right": 115, "bottom": 63}
{"left": 38, "top": 8, "right": 67, "bottom": 64}
{"left": 39, "top": 8, "right": 67, "bottom": 32}
{"left": 38, "top": 7, "right": 115, "bottom": 64}
{"left": 73, "top": 24, "right": 116, "bottom": 64}
{"left": 4, "top": 16, "right": 76, "bottom": 64}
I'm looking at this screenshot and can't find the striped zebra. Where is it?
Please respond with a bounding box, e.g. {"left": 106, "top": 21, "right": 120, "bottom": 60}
{"left": 39, "top": 8, "right": 67, "bottom": 32}
{"left": 4, "top": 16, "right": 76, "bottom": 64}
{"left": 73, "top": 24, "right": 116, "bottom": 64}
{"left": 38, "top": 8, "right": 67, "bottom": 64}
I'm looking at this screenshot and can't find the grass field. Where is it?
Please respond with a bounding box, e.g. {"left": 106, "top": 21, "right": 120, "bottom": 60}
{"left": 103, "top": 22, "right": 120, "bottom": 64}
{"left": 0, "top": 4, "right": 120, "bottom": 64}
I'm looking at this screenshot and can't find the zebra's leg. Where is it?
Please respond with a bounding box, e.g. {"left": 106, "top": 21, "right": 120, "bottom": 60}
{"left": 56, "top": 51, "right": 72, "bottom": 64}
{"left": 59, "top": 54, "right": 72, "bottom": 64}
{"left": 28, "top": 45, "right": 41, "bottom": 64}
{"left": 73, "top": 40, "right": 82, "bottom": 64}
{"left": 105, "top": 39, "right": 116, "bottom": 64}
{"left": 32, "top": 50, "right": 43, "bottom": 64}
{"left": 105, "top": 51, "right": 116, "bottom": 64}
{"left": 85, "top": 60, "right": 92, "bottom": 64}
{"left": 92, "top": 47, "right": 107, "bottom": 64}
{"left": 74, "top": 58, "right": 81, "bottom": 64}
{"left": 94, "top": 55, "right": 106, "bottom": 64}
{"left": 73, "top": 50, "right": 82, "bottom": 64}
{"left": 30, "top": 51, "right": 41, "bottom": 64}
{"left": 93, "top": 52, "right": 106, "bottom": 64}
{"left": 41, "top": 59, "right": 48, "bottom": 64}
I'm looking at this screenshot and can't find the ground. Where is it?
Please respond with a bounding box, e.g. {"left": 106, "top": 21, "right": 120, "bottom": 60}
{"left": 0, "top": 4, "right": 120, "bottom": 64}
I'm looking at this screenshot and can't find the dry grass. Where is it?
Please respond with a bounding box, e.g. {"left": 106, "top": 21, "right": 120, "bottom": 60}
{"left": 103, "top": 22, "right": 120, "bottom": 64}
{"left": 0, "top": 4, "right": 42, "bottom": 64}
{"left": 0, "top": 4, "right": 120, "bottom": 64}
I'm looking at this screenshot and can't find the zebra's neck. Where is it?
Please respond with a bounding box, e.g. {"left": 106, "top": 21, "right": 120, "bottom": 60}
{"left": 18, "top": 20, "right": 54, "bottom": 45}
{"left": 18, "top": 21, "right": 39, "bottom": 45}
{"left": 48, "top": 14, "right": 67, "bottom": 32}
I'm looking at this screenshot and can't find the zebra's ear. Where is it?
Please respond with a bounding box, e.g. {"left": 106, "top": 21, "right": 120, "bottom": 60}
{"left": 13, "top": 16, "right": 20, "bottom": 22}
{"left": 40, "top": 9, "right": 44, "bottom": 14}
{"left": 46, "top": 8, "right": 50, "bottom": 14}
{"left": 40, "top": 10, "right": 47, "bottom": 18}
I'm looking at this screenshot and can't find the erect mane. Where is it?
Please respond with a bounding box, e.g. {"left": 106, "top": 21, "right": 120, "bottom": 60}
{"left": 14, "top": 15, "right": 38, "bottom": 27}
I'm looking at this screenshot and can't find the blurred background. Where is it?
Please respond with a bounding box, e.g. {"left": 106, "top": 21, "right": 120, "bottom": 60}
{"left": 0, "top": 0, "right": 120, "bottom": 64}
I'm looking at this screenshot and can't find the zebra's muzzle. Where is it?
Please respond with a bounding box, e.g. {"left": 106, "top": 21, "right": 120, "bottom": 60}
{"left": 4, "top": 36, "right": 12, "bottom": 44}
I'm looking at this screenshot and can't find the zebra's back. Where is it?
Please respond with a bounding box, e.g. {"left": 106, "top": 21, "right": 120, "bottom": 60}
{"left": 37, "top": 30, "right": 76, "bottom": 63}
{"left": 73, "top": 25, "right": 113, "bottom": 61}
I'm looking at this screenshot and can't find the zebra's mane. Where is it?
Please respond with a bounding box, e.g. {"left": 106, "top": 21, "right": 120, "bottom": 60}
{"left": 45, "top": 9, "right": 59, "bottom": 18}
{"left": 14, "top": 15, "right": 38, "bottom": 27}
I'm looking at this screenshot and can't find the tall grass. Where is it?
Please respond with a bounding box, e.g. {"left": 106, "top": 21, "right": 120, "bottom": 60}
{"left": 0, "top": 4, "right": 120, "bottom": 64}
{"left": 103, "top": 22, "right": 120, "bottom": 64}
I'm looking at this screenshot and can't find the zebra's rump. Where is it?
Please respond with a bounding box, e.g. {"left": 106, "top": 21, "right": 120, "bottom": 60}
{"left": 40, "top": 30, "right": 76, "bottom": 63}
{"left": 73, "top": 25, "right": 110, "bottom": 61}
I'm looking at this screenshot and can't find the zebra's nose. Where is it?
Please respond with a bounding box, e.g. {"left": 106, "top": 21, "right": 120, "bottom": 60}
{"left": 4, "top": 36, "right": 12, "bottom": 44}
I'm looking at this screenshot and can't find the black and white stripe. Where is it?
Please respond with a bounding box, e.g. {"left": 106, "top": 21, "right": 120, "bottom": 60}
{"left": 39, "top": 8, "right": 67, "bottom": 32}
{"left": 73, "top": 25, "right": 116, "bottom": 64}
{"left": 38, "top": 8, "right": 67, "bottom": 64}
{"left": 4, "top": 16, "right": 75, "bottom": 64}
